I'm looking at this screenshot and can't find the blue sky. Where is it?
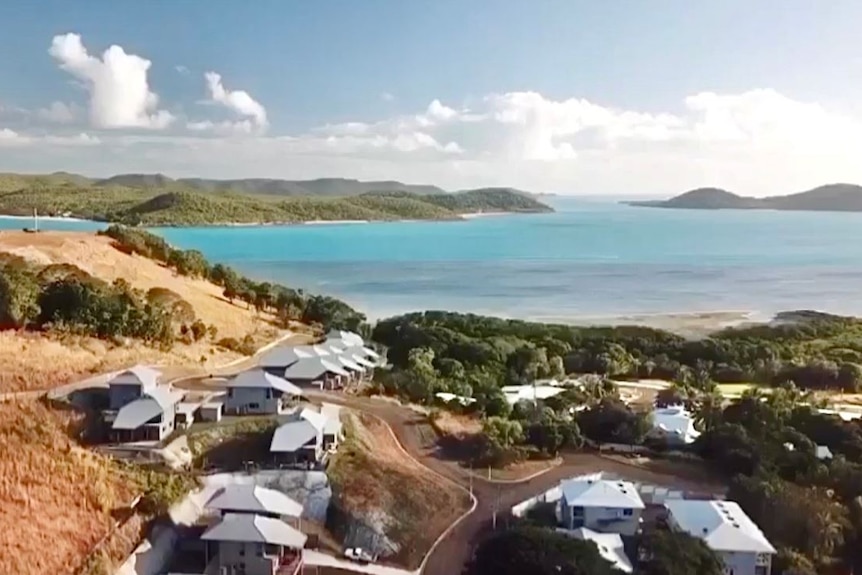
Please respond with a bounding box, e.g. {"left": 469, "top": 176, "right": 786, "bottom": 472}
{"left": 1, "top": 1, "right": 862, "bottom": 195}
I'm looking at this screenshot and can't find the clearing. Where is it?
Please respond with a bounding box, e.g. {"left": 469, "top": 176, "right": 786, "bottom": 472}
{"left": 0, "top": 231, "right": 285, "bottom": 392}
{"left": 327, "top": 411, "right": 472, "bottom": 569}
{"left": 0, "top": 399, "right": 141, "bottom": 575}
{"left": 430, "top": 410, "right": 561, "bottom": 480}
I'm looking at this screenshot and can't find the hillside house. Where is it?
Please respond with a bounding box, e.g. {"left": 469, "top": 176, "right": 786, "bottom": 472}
{"left": 107, "top": 365, "right": 162, "bottom": 410}
{"left": 559, "top": 478, "right": 645, "bottom": 536}
{"left": 224, "top": 369, "right": 303, "bottom": 415}
{"left": 563, "top": 527, "right": 633, "bottom": 573}
{"left": 205, "top": 485, "right": 303, "bottom": 521}
{"left": 258, "top": 344, "right": 334, "bottom": 373}
{"left": 109, "top": 385, "right": 184, "bottom": 443}
{"left": 664, "top": 499, "right": 775, "bottom": 575}
{"left": 200, "top": 512, "right": 306, "bottom": 575}
{"left": 282, "top": 357, "right": 350, "bottom": 390}
{"left": 647, "top": 405, "right": 701, "bottom": 446}
{"left": 269, "top": 405, "right": 343, "bottom": 468}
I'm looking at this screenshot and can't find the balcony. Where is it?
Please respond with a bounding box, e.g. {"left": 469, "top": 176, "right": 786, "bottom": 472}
{"left": 274, "top": 549, "right": 302, "bottom": 575}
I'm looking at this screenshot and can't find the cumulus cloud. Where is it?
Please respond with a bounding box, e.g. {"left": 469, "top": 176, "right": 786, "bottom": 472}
{"left": 7, "top": 86, "right": 862, "bottom": 195}
{"left": 48, "top": 33, "right": 174, "bottom": 129}
{"left": 191, "top": 72, "right": 268, "bottom": 134}
{"left": 37, "top": 101, "right": 79, "bottom": 124}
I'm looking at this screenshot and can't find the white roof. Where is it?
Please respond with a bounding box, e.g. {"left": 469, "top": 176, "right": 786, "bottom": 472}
{"left": 435, "top": 392, "right": 477, "bottom": 406}
{"left": 350, "top": 354, "right": 375, "bottom": 368}
{"left": 665, "top": 500, "right": 776, "bottom": 554}
{"left": 112, "top": 386, "right": 183, "bottom": 430}
{"left": 567, "top": 528, "right": 632, "bottom": 573}
{"left": 227, "top": 368, "right": 303, "bottom": 396}
{"left": 501, "top": 384, "right": 565, "bottom": 404}
{"left": 333, "top": 355, "right": 365, "bottom": 372}
{"left": 259, "top": 344, "right": 333, "bottom": 369}
{"left": 205, "top": 485, "right": 303, "bottom": 517}
{"left": 283, "top": 356, "right": 349, "bottom": 380}
{"left": 326, "top": 329, "right": 364, "bottom": 346}
{"left": 299, "top": 408, "right": 328, "bottom": 432}
{"left": 650, "top": 406, "right": 701, "bottom": 443}
{"left": 201, "top": 513, "right": 307, "bottom": 548}
{"left": 109, "top": 365, "right": 161, "bottom": 389}
{"left": 270, "top": 419, "right": 320, "bottom": 452}
{"left": 816, "top": 445, "right": 833, "bottom": 460}
{"left": 320, "top": 403, "right": 343, "bottom": 435}
{"left": 560, "top": 478, "right": 645, "bottom": 509}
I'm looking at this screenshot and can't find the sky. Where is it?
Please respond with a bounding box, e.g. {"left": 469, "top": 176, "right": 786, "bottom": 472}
{"left": 1, "top": 1, "right": 862, "bottom": 196}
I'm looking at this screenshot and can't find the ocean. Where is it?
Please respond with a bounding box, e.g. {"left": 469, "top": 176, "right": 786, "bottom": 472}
{"left": 3, "top": 197, "right": 862, "bottom": 326}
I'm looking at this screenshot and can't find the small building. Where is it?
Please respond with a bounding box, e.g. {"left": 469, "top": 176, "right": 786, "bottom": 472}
{"left": 647, "top": 405, "right": 701, "bottom": 446}
{"left": 205, "top": 484, "right": 303, "bottom": 520}
{"left": 282, "top": 357, "right": 350, "bottom": 390}
{"left": 565, "top": 527, "right": 633, "bottom": 573}
{"left": 200, "top": 512, "right": 306, "bottom": 575}
{"left": 558, "top": 478, "right": 645, "bottom": 536}
{"left": 224, "top": 368, "right": 303, "bottom": 415}
{"left": 108, "top": 365, "right": 162, "bottom": 410}
{"left": 270, "top": 406, "right": 342, "bottom": 467}
{"left": 110, "top": 385, "right": 184, "bottom": 443}
{"left": 816, "top": 445, "right": 833, "bottom": 460}
{"left": 258, "top": 344, "right": 333, "bottom": 373}
{"left": 664, "top": 499, "right": 775, "bottom": 575}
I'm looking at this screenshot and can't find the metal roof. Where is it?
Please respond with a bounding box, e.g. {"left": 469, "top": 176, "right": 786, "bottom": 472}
{"left": 112, "top": 386, "right": 183, "bottom": 430}
{"left": 326, "top": 330, "right": 364, "bottom": 346}
{"left": 283, "top": 357, "right": 349, "bottom": 380}
{"left": 320, "top": 403, "right": 343, "bottom": 436}
{"left": 299, "top": 408, "right": 328, "bottom": 432}
{"left": 333, "top": 355, "right": 365, "bottom": 372}
{"left": 567, "top": 528, "right": 633, "bottom": 573}
{"left": 350, "top": 354, "right": 375, "bottom": 368}
{"left": 201, "top": 513, "right": 307, "bottom": 548}
{"left": 227, "top": 368, "right": 303, "bottom": 396}
{"left": 109, "top": 365, "right": 161, "bottom": 389}
{"left": 270, "top": 420, "right": 320, "bottom": 452}
{"left": 665, "top": 499, "right": 776, "bottom": 554}
{"left": 560, "top": 478, "right": 645, "bottom": 509}
{"left": 205, "top": 485, "right": 303, "bottom": 517}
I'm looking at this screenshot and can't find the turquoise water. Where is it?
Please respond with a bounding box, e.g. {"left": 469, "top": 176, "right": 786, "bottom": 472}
{"left": 4, "top": 197, "right": 862, "bottom": 321}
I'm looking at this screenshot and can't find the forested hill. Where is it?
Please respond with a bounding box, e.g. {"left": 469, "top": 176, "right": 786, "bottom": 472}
{"left": 0, "top": 176, "right": 553, "bottom": 226}
{"left": 626, "top": 183, "right": 862, "bottom": 212}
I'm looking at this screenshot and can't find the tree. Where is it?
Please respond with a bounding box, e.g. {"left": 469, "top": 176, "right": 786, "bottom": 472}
{"left": 464, "top": 526, "right": 622, "bottom": 575}
{"left": 638, "top": 530, "right": 723, "bottom": 575}
{"left": 0, "top": 267, "right": 40, "bottom": 329}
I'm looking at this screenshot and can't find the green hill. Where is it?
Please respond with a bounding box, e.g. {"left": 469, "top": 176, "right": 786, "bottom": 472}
{"left": 626, "top": 183, "right": 862, "bottom": 212}
{"left": 0, "top": 180, "right": 553, "bottom": 226}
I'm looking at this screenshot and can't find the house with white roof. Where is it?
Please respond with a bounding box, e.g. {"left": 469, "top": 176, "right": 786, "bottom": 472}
{"left": 501, "top": 383, "right": 566, "bottom": 405}
{"left": 282, "top": 356, "right": 351, "bottom": 390}
{"left": 664, "top": 499, "right": 775, "bottom": 575}
{"left": 224, "top": 368, "right": 303, "bottom": 415}
{"left": 270, "top": 404, "right": 343, "bottom": 467}
{"left": 200, "top": 512, "right": 307, "bottom": 575}
{"left": 258, "top": 344, "right": 333, "bottom": 373}
{"left": 107, "top": 365, "right": 162, "bottom": 410}
{"left": 558, "top": 478, "right": 645, "bottom": 536}
{"left": 107, "top": 378, "right": 184, "bottom": 443}
{"left": 647, "top": 405, "right": 701, "bottom": 446}
{"left": 561, "top": 527, "right": 633, "bottom": 573}
{"left": 205, "top": 484, "right": 303, "bottom": 520}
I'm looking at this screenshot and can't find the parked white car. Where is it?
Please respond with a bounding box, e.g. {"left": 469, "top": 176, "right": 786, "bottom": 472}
{"left": 344, "top": 547, "right": 377, "bottom": 564}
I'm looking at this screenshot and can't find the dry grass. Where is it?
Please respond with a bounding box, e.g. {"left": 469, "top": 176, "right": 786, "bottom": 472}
{"left": 432, "top": 410, "right": 483, "bottom": 437}
{"left": 0, "top": 399, "right": 141, "bottom": 575}
{"left": 0, "top": 231, "right": 286, "bottom": 392}
{"left": 328, "top": 411, "right": 471, "bottom": 569}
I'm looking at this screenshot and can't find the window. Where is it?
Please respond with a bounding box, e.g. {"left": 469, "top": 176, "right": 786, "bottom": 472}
{"left": 256, "top": 543, "right": 264, "bottom": 557}
{"left": 623, "top": 508, "right": 633, "bottom": 516}
{"left": 249, "top": 402, "right": 260, "bottom": 409}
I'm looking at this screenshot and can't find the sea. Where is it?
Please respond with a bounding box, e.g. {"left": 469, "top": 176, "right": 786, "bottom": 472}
{"left": 3, "top": 197, "right": 862, "bottom": 326}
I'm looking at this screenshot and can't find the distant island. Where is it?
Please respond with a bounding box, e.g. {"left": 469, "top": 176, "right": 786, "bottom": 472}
{"left": 625, "top": 183, "right": 862, "bottom": 212}
{"left": 0, "top": 172, "right": 553, "bottom": 226}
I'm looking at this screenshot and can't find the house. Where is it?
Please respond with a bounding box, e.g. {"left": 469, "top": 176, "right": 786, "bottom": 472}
{"left": 109, "top": 385, "right": 184, "bottom": 443}
{"left": 108, "top": 365, "right": 161, "bottom": 410}
{"left": 558, "top": 478, "right": 645, "bottom": 536}
{"left": 563, "top": 527, "right": 633, "bottom": 573}
{"left": 205, "top": 484, "right": 303, "bottom": 520}
{"left": 647, "top": 405, "right": 701, "bottom": 446}
{"left": 324, "top": 328, "right": 381, "bottom": 364}
{"left": 816, "top": 445, "right": 833, "bottom": 460}
{"left": 664, "top": 499, "right": 775, "bottom": 575}
{"left": 224, "top": 368, "right": 303, "bottom": 415}
{"left": 258, "top": 344, "right": 333, "bottom": 373}
{"left": 270, "top": 405, "right": 342, "bottom": 466}
{"left": 200, "top": 512, "right": 306, "bottom": 575}
{"left": 282, "top": 357, "right": 350, "bottom": 390}
{"left": 501, "top": 383, "right": 566, "bottom": 405}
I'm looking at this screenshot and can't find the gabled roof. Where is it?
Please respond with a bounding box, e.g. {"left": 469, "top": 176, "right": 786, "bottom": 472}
{"left": 283, "top": 356, "right": 349, "bottom": 380}
{"left": 201, "top": 513, "right": 307, "bottom": 548}
{"left": 567, "top": 528, "right": 633, "bottom": 573}
{"left": 109, "top": 365, "right": 161, "bottom": 389}
{"left": 320, "top": 403, "right": 343, "bottom": 435}
{"left": 112, "top": 386, "right": 183, "bottom": 430}
{"left": 651, "top": 406, "right": 701, "bottom": 443}
{"left": 299, "top": 408, "right": 328, "bottom": 432}
{"left": 326, "top": 329, "right": 364, "bottom": 347}
{"left": 350, "top": 354, "right": 376, "bottom": 368}
{"left": 337, "top": 343, "right": 380, "bottom": 360}
{"left": 665, "top": 500, "right": 776, "bottom": 554}
{"left": 259, "top": 346, "right": 318, "bottom": 369}
{"left": 270, "top": 419, "right": 320, "bottom": 452}
{"left": 205, "top": 485, "right": 303, "bottom": 517}
{"left": 333, "top": 355, "right": 365, "bottom": 372}
{"left": 560, "top": 478, "right": 645, "bottom": 509}
{"left": 227, "top": 368, "right": 303, "bottom": 396}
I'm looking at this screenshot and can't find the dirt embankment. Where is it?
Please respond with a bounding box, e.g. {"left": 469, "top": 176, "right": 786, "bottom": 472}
{"left": 0, "top": 231, "right": 286, "bottom": 392}
{"left": 327, "top": 411, "right": 472, "bottom": 569}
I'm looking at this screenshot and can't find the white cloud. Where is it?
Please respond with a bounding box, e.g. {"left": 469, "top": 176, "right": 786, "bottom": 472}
{"left": 6, "top": 86, "right": 862, "bottom": 195}
{"left": 48, "top": 33, "right": 174, "bottom": 129}
{"left": 381, "top": 92, "right": 395, "bottom": 102}
{"left": 192, "top": 72, "right": 267, "bottom": 133}
{"left": 175, "top": 65, "right": 189, "bottom": 75}
{"left": 37, "top": 101, "right": 78, "bottom": 124}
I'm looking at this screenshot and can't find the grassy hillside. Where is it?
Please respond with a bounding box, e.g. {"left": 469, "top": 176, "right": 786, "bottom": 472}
{"left": 0, "top": 181, "right": 552, "bottom": 226}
